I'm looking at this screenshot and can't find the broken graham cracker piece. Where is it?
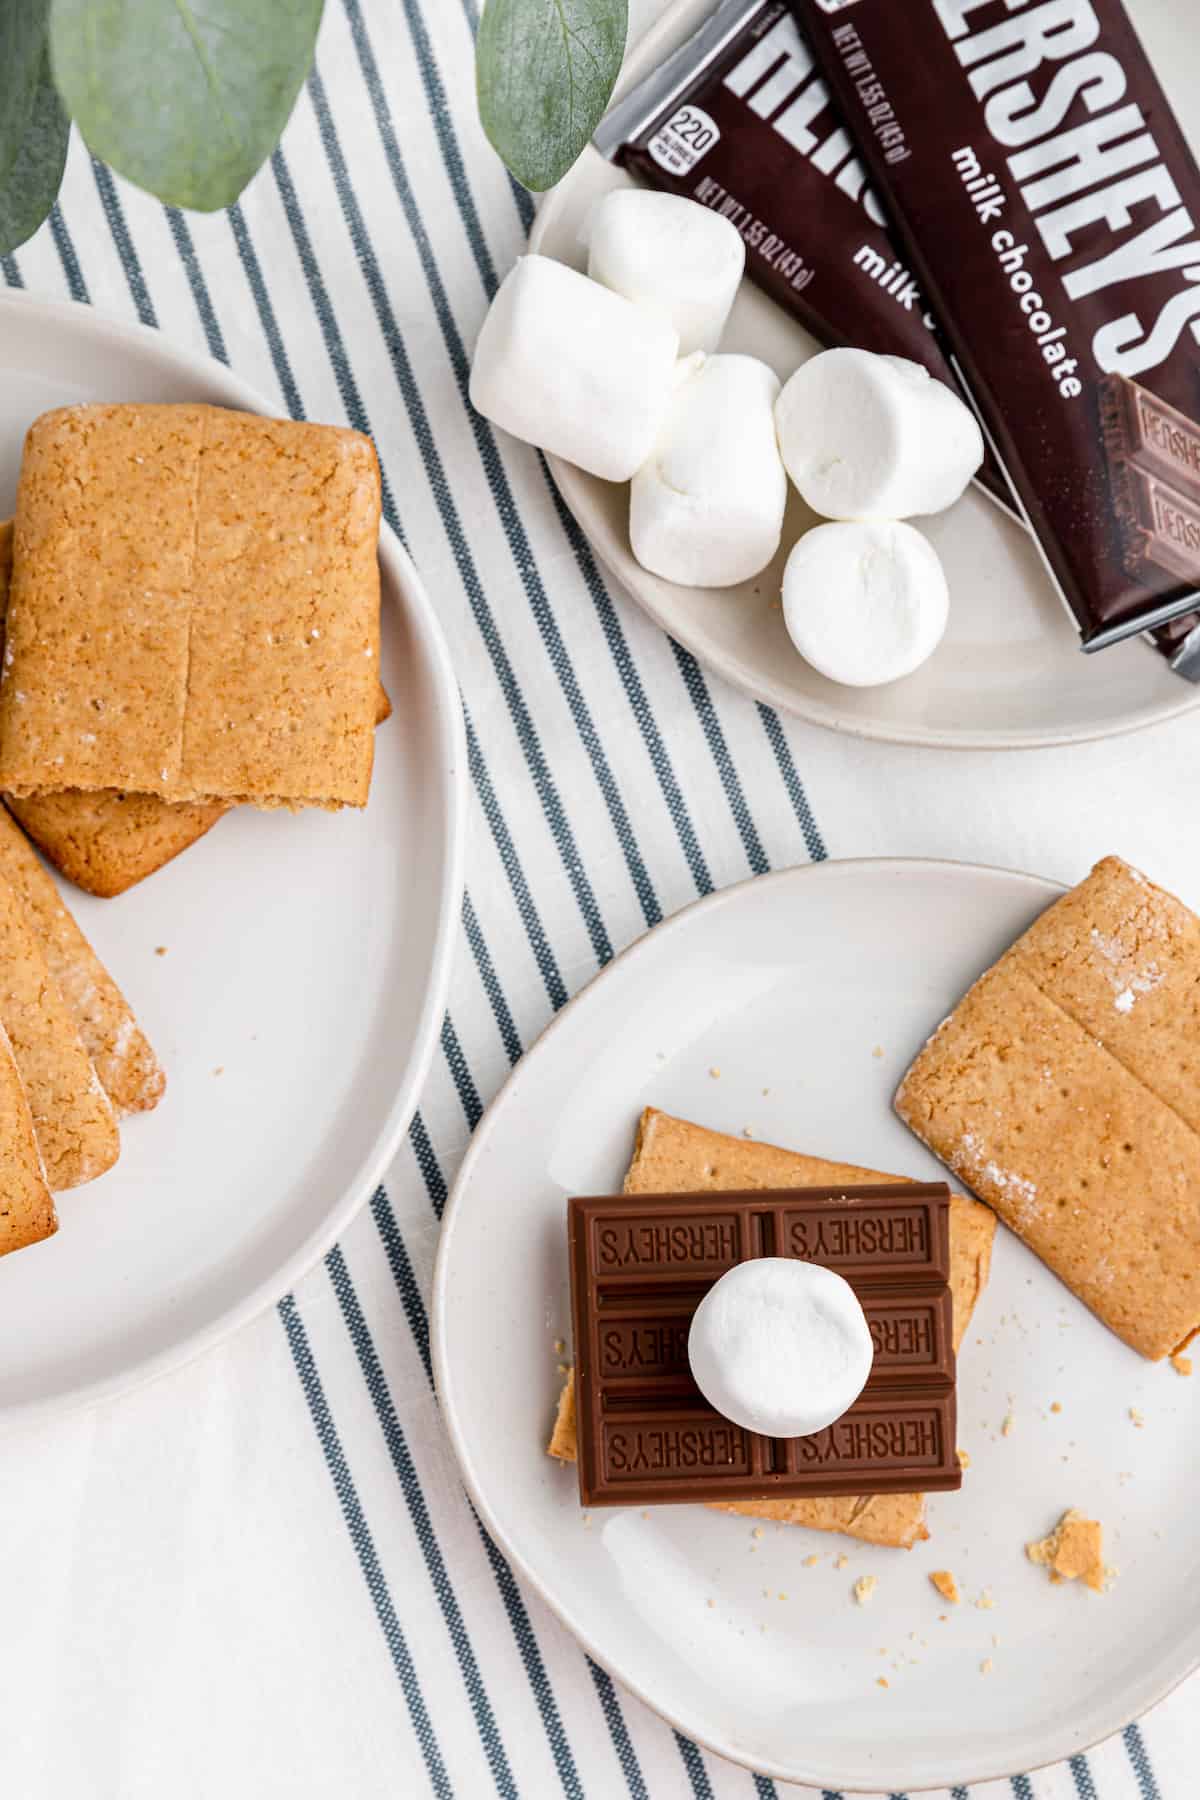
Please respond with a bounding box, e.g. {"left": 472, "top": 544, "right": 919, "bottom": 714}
{"left": 5, "top": 792, "right": 230, "bottom": 899}
{"left": 1026, "top": 1509, "right": 1106, "bottom": 1592}
{"left": 929, "top": 1569, "right": 960, "bottom": 1604}
{"left": 0, "top": 404, "right": 380, "bottom": 810}
{"left": 0, "top": 810, "right": 162, "bottom": 1113}
{"left": 0, "top": 873, "right": 119, "bottom": 1188}
{"left": 548, "top": 1109, "right": 994, "bottom": 1548}
{"left": 896, "top": 857, "right": 1200, "bottom": 1361}
{"left": 0, "top": 1020, "right": 56, "bottom": 1252}
{"left": 549, "top": 1366, "right": 578, "bottom": 1462}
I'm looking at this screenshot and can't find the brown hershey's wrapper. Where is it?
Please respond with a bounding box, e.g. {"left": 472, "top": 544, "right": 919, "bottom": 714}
{"left": 568, "top": 1184, "right": 960, "bottom": 1508}
{"left": 793, "top": 0, "right": 1200, "bottom": 651}
{"left": 594, "top": 0, "right": 1014, "bottom": 514}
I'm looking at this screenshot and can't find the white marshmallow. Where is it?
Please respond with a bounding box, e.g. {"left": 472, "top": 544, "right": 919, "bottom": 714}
{"left": 587, "top": 190, "right": 746, "bottom": 356}
{"left": 630, "top": 353, "right": 787, "bottom": 588}
{"left": 775, "top": 347, "right": 984, "bottom": 520}
{"left": 782, "top": 520, "right": 949, "bottom": 687}
{"left": 469, "top": 254, "right": 679, "bottom": 483}
{"left": 688, "top": 1258, "right": 874, "bottom": 1439}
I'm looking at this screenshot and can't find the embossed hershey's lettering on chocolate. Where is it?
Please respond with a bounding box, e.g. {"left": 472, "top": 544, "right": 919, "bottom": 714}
{"left": 568, "top": 1183, "right": 960, "bottom": 1506}
{"left": 594, "top": 1214, "right": 741, "bottom": 1273}
{"left": 600, "top": 1317, "right": 692, "bottom": 1377}
{"left": 602, "top": 1416, "right": 752, "bottom": 1482}
{"left": 867, "top": 1301, "right": 938, "bottom": 1364}
{"left": 795, "top": 1404, "right": 947, "bottom": 1472}
{"left": 1102, "top": 372, "right": 1200, "bottom": 588}
{"left": 785, "top": 1204, "right": 927, "bottom": 1263}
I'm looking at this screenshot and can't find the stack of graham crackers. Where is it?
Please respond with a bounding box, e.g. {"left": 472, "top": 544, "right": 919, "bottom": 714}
{"left": 0, "top": 402, "right": 386, "bottom": 1255}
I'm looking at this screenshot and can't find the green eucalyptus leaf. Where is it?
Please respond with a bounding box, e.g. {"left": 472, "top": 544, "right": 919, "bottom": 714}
{"left": 0, "top": 49, "right": 70, "bottom": 256}
{"left": 0, "top": 0, "right": 53, "bottom": 184}
{"left": 477, "top": 0, "right": 627, "bottom": 192}
{"left": 48, "top": 0, "right": 324, "bottom": 212}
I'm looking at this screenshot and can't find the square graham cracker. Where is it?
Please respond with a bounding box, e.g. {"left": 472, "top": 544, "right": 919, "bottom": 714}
{"left": 548, "top": 1107, "right": 995, "bottom": 1549}
{"left": 896, "top": 856, "right": 1200, "bottom": 1361}
{"left": 0, "top": 518, "right": 390, "bottom": 897}
{"left": 0, "top": 404, "right": 381, "bottom": 810}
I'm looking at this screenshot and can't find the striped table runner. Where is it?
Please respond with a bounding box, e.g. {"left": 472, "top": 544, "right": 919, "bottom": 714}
{"left": 1, "top": 2, "right": 1196, "bottom": 1795}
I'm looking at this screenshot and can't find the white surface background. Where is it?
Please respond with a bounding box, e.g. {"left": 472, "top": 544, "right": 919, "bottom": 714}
{"left": 0, "top": 0, "right": 1196, "bottom": 1796}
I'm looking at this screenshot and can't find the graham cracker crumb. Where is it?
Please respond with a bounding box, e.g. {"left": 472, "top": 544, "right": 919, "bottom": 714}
{"left": 1172, "top": 1353, "right": 1193, "bottom": 1376}
{"left": 803, "top": 1554, "right": 819, "bottom": 1568}
{"left": 876, "top": 1676, "right": 889, "bottom": 1688}
{"left": 834, "top": 1554, "right": 849, "bottom": 1570}
{"left": 1129, "top": 1407, "right": 1145, "bottom": 1427}
{"left": 853, "top": 1576, "right": 878, "bottom": 1607}
{"left": 1026, "top": 1509, "right": 1106, "bottom": 1592}
{"left": 957, "top": 1448, "right": 971, "bottom": 1469}
{"left": 872, "top": 1045, "right": 885, "bottom": 1059}
{"left": 752, "top": 1527, "right": 764, "bottom": 1540}
{"left": 154, "top": 945, "right": 167, "bottom": 956}
{"left": 553, "top": 1338, "right": 565, "bottom": 1355}
{"left": 1001, "top": 1410, "right": 1015, "bottom": 1437}
{"left": 929, "top": 1570, "right": 959, "bottom": 1604}
{"left": 708, "top": 1067, "right": 720, "bottom": 1079}
{"left": 980, "top": 1658, "right": 994, "bottom": 1675}
{"left": 976, "top": 1588, "right": 995, "bottom": 1610}
{"left": 1050, "top": 1401, "right": 1062, "bottom": 1413}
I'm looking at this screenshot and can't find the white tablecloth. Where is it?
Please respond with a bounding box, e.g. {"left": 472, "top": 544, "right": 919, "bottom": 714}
{"left": 1, "top": 2, "right": 1196, "bottom": 1795}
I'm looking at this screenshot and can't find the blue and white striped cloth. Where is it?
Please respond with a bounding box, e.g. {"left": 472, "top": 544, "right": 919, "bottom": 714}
{"left": 2, "top": 2, "right": 1197, "bottom": 1794}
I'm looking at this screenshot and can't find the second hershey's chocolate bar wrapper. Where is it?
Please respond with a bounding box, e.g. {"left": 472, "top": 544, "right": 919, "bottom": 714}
{"left": 794, "top": 0, "right": 1200, "bottom": 652}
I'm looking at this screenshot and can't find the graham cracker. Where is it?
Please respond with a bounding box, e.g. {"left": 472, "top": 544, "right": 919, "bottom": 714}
{"left": 0, "top": 872, "right": 119, "bottom": 1188}
{"left": 0, "top": 809, "right": 163, "bottom": 1113}
{"left": 0, "top": 513, "right": 389, "bottom": 894}
{"left": 896, "top": 856, "right": 1200, "bottom": 1361}
{"left": 4, "top": 791, "right": 231, "bottom": 898}
{"left": 0, "top": 1019, "right": 56, "bottom": 1253}
{"left": 548, "top": 1107, "right": 995, "bottom": 1548}
{"left": 0, "top": 404, "right": 380, "bottom": 809}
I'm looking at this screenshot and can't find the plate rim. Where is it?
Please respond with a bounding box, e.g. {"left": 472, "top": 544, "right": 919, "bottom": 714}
{"left": 0, "top": 288, "right": 468, "bottom": 1427}
{"left": 527, "top": 0, "right": 1200, "bottom": 752}
{"left": 432, "top": 855, "right": 1200, "bottom": 1789}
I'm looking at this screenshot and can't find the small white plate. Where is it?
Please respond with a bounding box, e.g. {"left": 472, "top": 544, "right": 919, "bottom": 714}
{"left": 0, "top": 291, "right": 465, "bottom": 1421}
{"left": 434, "top": 859, "right": 1200, "bottom": 1790}
{"left": 529, "top": 0, "right": 1200, "bottom": 750}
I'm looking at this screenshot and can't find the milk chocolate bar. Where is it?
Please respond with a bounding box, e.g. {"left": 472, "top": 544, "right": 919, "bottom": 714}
{"left": 594, "top": 0, "right": 1013, "bottom": 514}
{"left": 568, "top": 1184, "right": 961, "bottom": 1508}
{"left": 794, "top": 0, "right": 1200, "bottom": 654}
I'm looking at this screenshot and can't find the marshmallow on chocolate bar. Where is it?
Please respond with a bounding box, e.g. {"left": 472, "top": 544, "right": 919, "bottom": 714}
{"left": 630, "top": 353, "right": 787, "bottom": 588}
{"left": 775, "top": 348, "right": 983, "bottom": 521}
{"left": 587, "top": 190, "right": 746, "bottom": 357}
{"left": 469, "top": 254, "right": 679, "bottom": 482}
{"left": 782, "top": 520, "right": 948, "bottom": 687}
{"left": 689, "top": 1257, "right": 874, "bottom": 1438}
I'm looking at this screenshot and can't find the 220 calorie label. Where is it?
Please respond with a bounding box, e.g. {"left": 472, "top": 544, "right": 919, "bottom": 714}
{"left": 648, "top": 104, "right": 721, "bottom": 178}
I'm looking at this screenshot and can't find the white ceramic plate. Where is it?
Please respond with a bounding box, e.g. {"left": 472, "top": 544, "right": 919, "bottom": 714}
{"left": 529, "top": 0, "right": 1200, "bottom": 750}
{"left": 0, "top": 291, "right": 465, "bottom": 1422}
{"left": 434, "top": 859, "right": 1200, "bottom": 1790}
